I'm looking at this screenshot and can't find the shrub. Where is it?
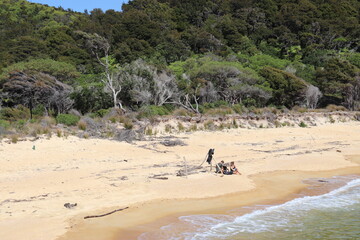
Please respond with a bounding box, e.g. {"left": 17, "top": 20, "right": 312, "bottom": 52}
{"left": 187, "top": 124, "right": 197, "bottom": 132}
{"left": 299, "top": 121, "right": 307, "bottom": 128}
{"left": 203, "top": 100, "right": 229, "bottom": 110}
{"left": 165, "top": 124, "right": 172, "bottom": 133}
{"left": 232, "top": 104, "right": 244, "bottom": 114}
{"left": 109, "top": 116, "right": 118, "bottom": 123}
{"left": 232, "top": 119, "right": 238, "bottom": 128}
{"left": 77, "top": 120, "right": 87, "bottom": 130}
{"left": 329, "top": 116, "right": 335, "bottom": 123}
{"left": 204, "top": 120, "right": 215, "bottom": 130}
{"left": 15, "top": 120, "right": 27, "bottom": 130}
{"left": 326, "top": 104, "right": 347, "bottom": 112}
{"left": 173, "top": 108, "right": 192, "bottom": 116}
{"left": 243, "top": 98, "right": 257, "bottom": 107}
{"left": 0, "top": 106, "right": 30, "bottom": 121}
{"left": 41, "top": 116, "right": 56, "bottom": 127}
{"left": 145, "top": 127, "right": 153, "bottom": 135}
{"left": 282, "top": 121, "right": 291, "bottom": 127}
{"left": 97, "top": 109, "right": 110, "bottom": 118}
{"left": 11, "top": 134, "right": 19, "bottom": 143}
{"left": 32, "top": 104, "right": 45, "bottom": 117}
{"left": 137, "top": 105, "right": 171, "bottom": 119}
{"left": 248, "top": 106, "right": 263, "bottom": 115}
{"left": 29, "top": 119, "right": 37, "bottom": 124}
{"left": 177, "top": 122, "right": 185, "bottom": 132}
{"left": 29, "top": 123, "right": 42, "bottom": 137}
{"left": 0, "top": 120, "right": 10, "bottom": 129}
{"left": 274, "top": 120, "right": 282, "bottom": 128}
{"left": 292, "top": 106, "right": 307, "bottom": 113}
{"left": 56, "top": 129, "right": 62, "bottom": 137}
{"left": 45, "top": 129, "right": 51, "bottom": 138}
{"left": 56, "top": 114, "right": 80, "bottom": 126}
{"left": 123, "top": 120, "right": 133, "bottom": 130}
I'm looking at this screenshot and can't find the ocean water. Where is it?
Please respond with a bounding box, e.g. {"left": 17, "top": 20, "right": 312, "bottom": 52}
{"left": 139, "top": 178, "right": 360, "bottom": 240}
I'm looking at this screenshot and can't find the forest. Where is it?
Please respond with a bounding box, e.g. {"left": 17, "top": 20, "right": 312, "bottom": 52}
{"left": 0, "top": 0, "right": 359, "bottom": 125}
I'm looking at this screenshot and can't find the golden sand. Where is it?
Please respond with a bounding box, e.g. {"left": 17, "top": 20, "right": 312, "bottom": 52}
{"left": 0, "top": 121, "right": 359, "bottom": 240}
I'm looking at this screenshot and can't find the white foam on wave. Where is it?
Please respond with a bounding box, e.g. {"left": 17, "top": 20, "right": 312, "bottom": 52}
{"left": 139, "top": 178, "right": 360, "bottom": 240}
{"left": 192, "top": 178, "right": 360, "bottom": 239}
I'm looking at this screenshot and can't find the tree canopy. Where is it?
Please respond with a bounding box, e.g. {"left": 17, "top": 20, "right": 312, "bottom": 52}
{"left": 0, "top": 0, "right": 359, "bottom": 113}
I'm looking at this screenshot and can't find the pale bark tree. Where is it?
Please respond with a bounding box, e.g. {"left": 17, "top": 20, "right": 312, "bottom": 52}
{"left": 153, "top": 71, "right": 178, "bottom": 106}
{"left": 76, "top": 31, "right": 125, "bottom": 110}
{"left": 168, "top": 74, "right": 201, "bottom": 113}
{"left": 127, "top": 59, "right": 178, "bottom": 106}
{"left": 199, "top": 81, "right": 218, "bottom": 103}
{"left": 305, "top": 85, "right": 322, "bottom": 109}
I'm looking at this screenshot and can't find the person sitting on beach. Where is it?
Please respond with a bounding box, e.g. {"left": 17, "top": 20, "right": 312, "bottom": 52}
{"left": 215, "top": 160, "right": 227, "bottom": 174}
{"left": 229, "top": 161, "right": 241, "bottom": 175}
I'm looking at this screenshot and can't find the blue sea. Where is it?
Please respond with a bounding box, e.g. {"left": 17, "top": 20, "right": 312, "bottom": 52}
{"left": 139, "top": 177, "right": 360, "bottom": 240}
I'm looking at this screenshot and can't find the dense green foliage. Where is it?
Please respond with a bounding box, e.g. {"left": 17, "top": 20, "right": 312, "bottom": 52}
{"left": 56, "top": 113, "right": 80, "bottom": 126}
{"left": 0, "top": 0, "right": 359, "bottom": 117}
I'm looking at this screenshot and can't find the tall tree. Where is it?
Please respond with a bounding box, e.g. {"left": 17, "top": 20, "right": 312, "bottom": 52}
{"left": 77, "top": 31, "right": 127, "bottom": 109}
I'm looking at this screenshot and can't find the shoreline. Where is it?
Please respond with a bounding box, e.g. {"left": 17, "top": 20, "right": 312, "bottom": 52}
{"left": 59, "top": 166, "right": 360, "bottom": 240}
{"left": 1, "top": 122, "right": 360, "bottom": 240}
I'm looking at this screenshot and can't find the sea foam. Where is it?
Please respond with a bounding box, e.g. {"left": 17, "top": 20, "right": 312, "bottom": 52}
{"left": 139, "top": 178, "right": 360, "bottom": 240}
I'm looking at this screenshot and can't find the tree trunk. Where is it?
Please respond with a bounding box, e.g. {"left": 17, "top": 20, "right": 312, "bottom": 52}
{"left": 113, "top": 92, "right": 118, "bottom": 108}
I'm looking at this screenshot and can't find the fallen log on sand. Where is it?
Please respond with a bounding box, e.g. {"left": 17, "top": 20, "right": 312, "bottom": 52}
{"left": 84, "top": 207, "right": 129, "bottom": 219}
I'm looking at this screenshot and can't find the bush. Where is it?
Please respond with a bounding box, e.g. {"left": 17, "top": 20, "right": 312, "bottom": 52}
{"left": 292, "top": 106, "right": 307, "bottom": 113}
{"left": 299, "top": 121, "right": 307, "bottom": 128}
{"left": 137, "top": 105, "right": 171, "bottom": 119}
{"left": 15, "top": 119, "right": 27, "bottom": 130}
{"left": 242, "top": 98, "right": 257, "bottom": 107}
{"left": 145, "top": 127, "right": 153, "bottom": 135}
{"left": 177, "top": 122, "right": 185, "bottom": 131}
{"left": 56, "top": 129, "right": 62, "bottom": 137}
{"left": 187, "top": 124, "right": 198, "bottom": 132}
{"left": 0, "top": 119, "right": 10, "bottom": 129}
{"left": 203, "top": 100, "right": 229, "bottom": 109}
{"left": 32, "top": 104, "right": 45, "bottom": 117}
{"left": 232, "top": 104, "right": 244, "bottom": 114}
{"left": 204, "top": 120, "right": 215, "bottom": 130}
{"left": 172, "top": 108, "right": 192, "bottom": 116}
{"left": 123, "top": 120, "right": 133, "bottom": 130}
{"left": 165, "top": 124, "right": 173, "bottom": 133}
{"left": 329, "top": 116, "right": 336, "bottom": 123}
{"left": 56, "top": 114, "right": 80, "bottom": 126}
{"left": 326, "top": 104, "right": 347, "bottom": 112}
{"left": 77, "top": 120, "right": 87, "bottom": 130}
{"left": 97, "top": 109, "right": 110, "bottom": 118}
{"left": 41, "top": 117, "right": 56, "bottom": 127}
{"left": 0, "top": 106, "right": 30, "bottom": 121}
{"left": 11, "top": 134, "right": 19, "bottom": 143}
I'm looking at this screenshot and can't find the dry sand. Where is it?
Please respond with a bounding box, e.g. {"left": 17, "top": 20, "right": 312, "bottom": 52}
{"left": 0, "top": 121, "right": 360, "bottom": 240}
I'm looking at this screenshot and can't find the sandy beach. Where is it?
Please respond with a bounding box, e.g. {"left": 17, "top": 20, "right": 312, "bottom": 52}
{"left": 1, "top": 120, "right": 360, "bottom": 240}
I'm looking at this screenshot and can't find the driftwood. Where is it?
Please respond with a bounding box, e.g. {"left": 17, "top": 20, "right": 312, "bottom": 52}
{"left": 84, "top": 207, "right": 129, "bottom": 219}
{"left": 160, "top": 139, "right": 187, "bottom": 147}
{"left": 149, "top": 174, "right": 169, "bottom": 180}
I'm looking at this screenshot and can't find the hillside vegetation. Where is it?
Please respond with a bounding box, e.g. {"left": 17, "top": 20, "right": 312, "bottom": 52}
{"left": 0, "top": 0, "right": 359, "bottom": 138}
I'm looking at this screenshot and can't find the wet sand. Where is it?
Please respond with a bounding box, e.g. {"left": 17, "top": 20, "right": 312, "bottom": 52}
{"left": 59, "top": 167, "right": 360, "bottom": 240}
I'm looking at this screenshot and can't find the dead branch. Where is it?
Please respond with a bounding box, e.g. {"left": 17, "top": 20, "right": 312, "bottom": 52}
{"left": 84, "top": 207, "right": 129, "bottom": 219}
